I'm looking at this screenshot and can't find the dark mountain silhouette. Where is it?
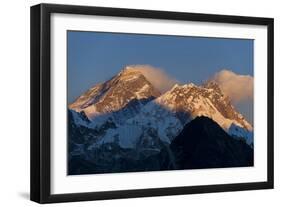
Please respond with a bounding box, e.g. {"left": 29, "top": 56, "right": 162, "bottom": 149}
{"left": 168, "top": 116, "right": 253, "bottom": 169}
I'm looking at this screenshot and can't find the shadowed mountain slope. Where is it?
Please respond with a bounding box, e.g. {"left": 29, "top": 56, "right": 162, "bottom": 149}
{"left": 169, "top": 116, "right": 253, "bottom": 169}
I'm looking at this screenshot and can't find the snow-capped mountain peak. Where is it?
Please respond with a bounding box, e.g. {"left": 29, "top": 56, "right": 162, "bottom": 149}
{"left": 149, "top": 82, "right": 253, "bottom": 138}
{"left": 69, "top": 66, "right": 161, "bottom": 120}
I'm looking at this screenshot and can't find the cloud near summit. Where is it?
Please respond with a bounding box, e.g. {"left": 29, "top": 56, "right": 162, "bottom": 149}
{"left": 126, "top": 66, "right": 253, "bottom": 104}
{"left": 210, "top": 69, "right": 253, "bottom": 103}
{"left": 126, "top": 65, "right": 179, "bottom": 93}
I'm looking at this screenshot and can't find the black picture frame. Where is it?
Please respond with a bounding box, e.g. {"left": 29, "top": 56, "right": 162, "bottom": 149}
{"left": 30, "top": 3, "right": 274, "bottom": 204}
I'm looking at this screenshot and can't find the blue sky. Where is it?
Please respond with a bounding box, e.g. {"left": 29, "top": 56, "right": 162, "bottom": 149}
{"left": 67, "top": 31, "right": 253, "bottom": 123}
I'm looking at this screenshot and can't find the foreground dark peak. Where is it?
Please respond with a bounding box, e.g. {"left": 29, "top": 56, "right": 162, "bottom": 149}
{"left": 169, "top": 116, "right": 253, "bottom": 169}
{"left": 175, "top": 115, "right": 229, "bottom": 138}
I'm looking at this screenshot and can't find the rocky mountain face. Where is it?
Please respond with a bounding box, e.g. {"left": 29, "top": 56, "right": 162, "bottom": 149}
{"left": 151, "top": 81, "right": 252, "bottom": 131}
{"left": 68, "top": 66, "right": 254, "bottom": 175}
{"left": 69, "top": 66, "right": 161, "bottom": 123}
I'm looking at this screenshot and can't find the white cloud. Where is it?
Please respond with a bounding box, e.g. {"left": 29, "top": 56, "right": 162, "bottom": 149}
{"left": 126, "top": 65, "right": 179, "bottom": 93}
{"left": 210, "top": 69, "right": 253, "bottom": 103}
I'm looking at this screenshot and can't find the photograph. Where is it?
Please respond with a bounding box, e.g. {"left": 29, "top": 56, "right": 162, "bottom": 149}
{"left": 29, "top": 3, "right": 274, "bottom": 203}
{"left": 67, "top": 31, "right": 254, "bottom": 175}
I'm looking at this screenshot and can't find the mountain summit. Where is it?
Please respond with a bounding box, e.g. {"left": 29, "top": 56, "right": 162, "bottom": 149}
{"left": 69, "top": 66, "right": 161, "bottom": 121}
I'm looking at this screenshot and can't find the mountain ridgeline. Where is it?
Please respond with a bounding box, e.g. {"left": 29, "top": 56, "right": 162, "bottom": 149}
{"left": 68, "top": 66, "right": 254, "bottom": 175}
